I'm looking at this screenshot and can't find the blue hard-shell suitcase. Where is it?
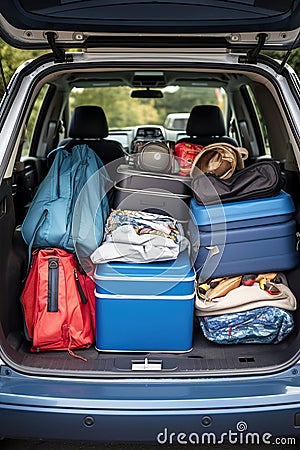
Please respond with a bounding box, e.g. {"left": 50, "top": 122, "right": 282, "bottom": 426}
{"left": 190, "top": 191, "right": 300, "bottom": 279}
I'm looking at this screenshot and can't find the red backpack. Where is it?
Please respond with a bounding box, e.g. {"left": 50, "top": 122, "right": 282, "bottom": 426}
{"left": 21, "top": 248, "right": 96, "bottom": 360}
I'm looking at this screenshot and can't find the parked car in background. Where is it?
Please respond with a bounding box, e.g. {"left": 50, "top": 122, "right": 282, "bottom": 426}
{"left": 163, "top": 113, "right": 190, "bottom": 130}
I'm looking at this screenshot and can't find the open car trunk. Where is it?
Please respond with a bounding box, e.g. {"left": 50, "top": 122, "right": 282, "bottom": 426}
{"left": 0, "top": 49, "right": 300, "bottom": 377}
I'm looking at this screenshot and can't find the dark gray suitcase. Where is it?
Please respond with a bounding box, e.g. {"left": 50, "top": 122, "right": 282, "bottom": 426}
{"left": 113, "top": 165, "right": 192, "bottom": 222}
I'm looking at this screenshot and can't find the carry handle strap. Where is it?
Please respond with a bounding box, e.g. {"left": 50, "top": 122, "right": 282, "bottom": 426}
{"left": 201, "top": 142, "right": 248, "bottom": 159}
{"left": 237, "top": 146, "right": 249, "bottom": 160}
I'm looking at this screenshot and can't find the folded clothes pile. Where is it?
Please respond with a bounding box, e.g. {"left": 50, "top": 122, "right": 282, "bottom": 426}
{"left": 90, "top": 209, "right": 189, "bottom": 264}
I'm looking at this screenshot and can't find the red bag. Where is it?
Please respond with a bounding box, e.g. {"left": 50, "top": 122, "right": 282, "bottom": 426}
{"left": 174, "top": 142, "right": 203, "bottom": 176}
{"left": 21, "top": 248, "right": 95, "bottom": 359}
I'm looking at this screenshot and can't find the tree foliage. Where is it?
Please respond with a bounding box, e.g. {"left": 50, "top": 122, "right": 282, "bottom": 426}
{"left": 0, "top": 40, "right": 45, "bottom": 96}
{"left": 265, "top": 49, "right": 300, "bottom": 74}
{"left": 70, "top": 87, "right": 161, "bottom": 128}
{"left": 1, "top": 39, "right": 300, "bottom": 130}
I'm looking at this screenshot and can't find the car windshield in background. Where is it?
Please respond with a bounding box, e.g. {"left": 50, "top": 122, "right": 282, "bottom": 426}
{"left": 70, "top": 85, "right": 226, "bottom": 130}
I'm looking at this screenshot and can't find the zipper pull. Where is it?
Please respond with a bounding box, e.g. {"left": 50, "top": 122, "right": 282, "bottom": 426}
{"left": 296, "top": 232, "right": 300, "bottom": 252}
{"left": 74, "top": 269, "right": 88, "bottom": 304}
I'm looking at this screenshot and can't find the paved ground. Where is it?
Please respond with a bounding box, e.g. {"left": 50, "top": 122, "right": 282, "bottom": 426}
{"left": 1, "top": 441, "right": 299, "bottom": 450}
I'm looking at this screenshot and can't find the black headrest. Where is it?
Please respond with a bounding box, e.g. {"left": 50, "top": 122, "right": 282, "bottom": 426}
{"left": 69, "top": 105, "right": 109, "bottom": 139}
{"left": 186, "top": 105, "right": 226, "bottom": 137}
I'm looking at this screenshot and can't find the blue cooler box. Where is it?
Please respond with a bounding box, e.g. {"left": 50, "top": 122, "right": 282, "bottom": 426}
{"left": 190, "top": 191, "right": 300, "bottom": 279}
{"left": 94, "top": 251, "right": 195, "bottom": 352}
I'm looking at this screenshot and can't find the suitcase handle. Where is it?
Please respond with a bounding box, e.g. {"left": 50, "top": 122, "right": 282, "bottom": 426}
{"left": 140, "top": 199, "right": 165, "bottom": 207}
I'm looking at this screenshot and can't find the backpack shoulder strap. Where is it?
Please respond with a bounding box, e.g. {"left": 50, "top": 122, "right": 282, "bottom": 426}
{"left": 23, "top": 209, "right": 48, "bottom": 280}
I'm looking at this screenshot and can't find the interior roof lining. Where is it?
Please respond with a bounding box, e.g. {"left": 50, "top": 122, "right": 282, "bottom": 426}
{"left": 62, "top": 69, "right": 237, "bottom": 89}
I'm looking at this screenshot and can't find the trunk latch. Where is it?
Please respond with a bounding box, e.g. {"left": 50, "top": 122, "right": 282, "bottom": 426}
{"left": 131, "top": 357, "right": 162, "bottom": 371}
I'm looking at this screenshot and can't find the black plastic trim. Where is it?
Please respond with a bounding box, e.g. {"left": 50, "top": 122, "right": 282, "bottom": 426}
{"left": 1, "top": 33, "right": 299, "bottom": 52}
{"left": 29, "top": 83, "right": 56, "bottom": 157}
{"left": 0, "top": 53, "right": 54, "bottom": 182}
{"left": 240, "top": 84, "right": 266, "bottom": 155}
{"left": 0, "top": 53, "right": 54, "bottom": 130}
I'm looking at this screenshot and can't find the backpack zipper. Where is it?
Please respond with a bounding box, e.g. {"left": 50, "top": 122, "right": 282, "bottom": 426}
{"left": 48, "top": 258, "right": 59, "bottom": 312}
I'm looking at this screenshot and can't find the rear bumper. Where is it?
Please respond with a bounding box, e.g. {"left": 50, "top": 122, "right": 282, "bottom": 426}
{"left": 1, "top": 403, "right": 300, "bottom": 442}
{"left": 1, "top": 365, "right": 300, "bottom": 442}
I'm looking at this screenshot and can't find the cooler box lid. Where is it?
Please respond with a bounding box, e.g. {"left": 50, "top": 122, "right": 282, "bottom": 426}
{"left": 94, "top": 250, "right": 195, "bottom": 282}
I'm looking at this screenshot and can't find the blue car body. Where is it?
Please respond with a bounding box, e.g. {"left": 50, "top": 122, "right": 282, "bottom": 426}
{"left": 1, "top": 0, "right": 300, "bottom": 443}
